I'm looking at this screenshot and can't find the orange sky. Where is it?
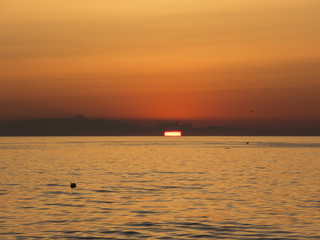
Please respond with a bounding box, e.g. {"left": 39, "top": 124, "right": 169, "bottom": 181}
{"left": 1, "top": 0, "right": 320, "bottom": 122}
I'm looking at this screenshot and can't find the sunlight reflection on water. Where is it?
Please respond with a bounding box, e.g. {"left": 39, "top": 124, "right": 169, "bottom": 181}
{"left": 0, "top": 136, "right": 320, "bottom": 239}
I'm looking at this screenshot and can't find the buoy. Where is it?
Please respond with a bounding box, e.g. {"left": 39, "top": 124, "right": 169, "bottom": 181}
{"left": 70, "top": 182, "right": 76, "bottom": 188}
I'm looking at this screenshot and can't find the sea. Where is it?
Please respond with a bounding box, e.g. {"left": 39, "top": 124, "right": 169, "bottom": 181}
{"left": 0, "top": 136, "right": 319, "bottom": 239}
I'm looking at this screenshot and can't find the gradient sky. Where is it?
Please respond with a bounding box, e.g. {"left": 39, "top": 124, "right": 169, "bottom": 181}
{"left": 1, "top": 0, "right": 320, "bottom": 122}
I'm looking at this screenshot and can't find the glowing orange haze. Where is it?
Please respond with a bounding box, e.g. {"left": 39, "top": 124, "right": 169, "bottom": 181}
{"left": 1, "top": 0, "right": 320, "bottom": 123}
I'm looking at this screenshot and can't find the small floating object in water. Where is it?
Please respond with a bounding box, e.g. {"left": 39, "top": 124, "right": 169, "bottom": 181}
{"left": 246, "top": 141, "right": 249, "bottom": 144}
{"left": 70, "top": 182, "right": 76, "bottom": 188}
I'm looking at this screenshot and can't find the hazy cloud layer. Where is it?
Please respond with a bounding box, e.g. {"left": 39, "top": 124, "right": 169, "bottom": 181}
{"left": 1, "top": 0, "right": 320, "bottom": 123}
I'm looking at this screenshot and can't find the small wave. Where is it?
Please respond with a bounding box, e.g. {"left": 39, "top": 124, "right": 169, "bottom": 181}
{"left": 93, "top": 189, "right": 114, "bottom": 193}
{"left": 88, "top": 200, "right": 114, "bottom": 204}
{"left": 127, "top": 222, "right": 157, "bottom": 227}
{"left": 100, "top": 230, "right": 120, "bottom": 234}
{"left": 121, "top": 230, "right": 140, "bottom": 235}
{"left": 45, "top": 203, "right": 85, "bottom": 207}
{"left": 45, "top": 183, "right": 64, "bottom": 187}
{"left": 48, "top": 220, "right": 69, "bottom": 223}
{"left": 132, "top": 210, "right": 160, "bottom": 215}
{"left": 160, "top": 185, "right": 180, "bottom": 189}
{"left": 43, "top": 191, "right": 65, "bottom": 195}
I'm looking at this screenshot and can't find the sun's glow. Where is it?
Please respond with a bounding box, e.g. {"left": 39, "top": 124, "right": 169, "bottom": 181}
{"left": 164, "top": 131, "right": 182, "bottom": 137}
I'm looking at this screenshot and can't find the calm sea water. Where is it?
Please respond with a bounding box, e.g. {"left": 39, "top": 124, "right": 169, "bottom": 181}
{"left": 0, "top": 136, "right": 319, "bottom": 239}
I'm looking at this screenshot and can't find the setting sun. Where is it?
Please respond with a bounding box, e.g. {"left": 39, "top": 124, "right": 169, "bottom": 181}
{"left": 164, "top": 131, "right": 182, "bottom": 137}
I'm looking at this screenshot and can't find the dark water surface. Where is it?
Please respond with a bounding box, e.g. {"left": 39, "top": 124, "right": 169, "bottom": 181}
{"left": 1, "top": 136, "right": 320, "bottom": 239}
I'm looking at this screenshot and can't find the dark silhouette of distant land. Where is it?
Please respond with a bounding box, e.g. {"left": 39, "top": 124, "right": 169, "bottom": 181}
{"left": 0, "top": 116, "right": 319, "bottom": 136}
{"left": 0, "top": 117, "right": 217, "bottom": 136}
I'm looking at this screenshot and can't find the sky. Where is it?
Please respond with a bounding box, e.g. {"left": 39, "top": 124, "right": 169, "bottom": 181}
{"left": 1, "top": 0, "right": 320, "bottom": 125}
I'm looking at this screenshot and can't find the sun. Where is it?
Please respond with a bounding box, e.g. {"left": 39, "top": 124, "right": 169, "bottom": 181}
{"left": 164, "top": 131, "right": 182, "bottom": 137}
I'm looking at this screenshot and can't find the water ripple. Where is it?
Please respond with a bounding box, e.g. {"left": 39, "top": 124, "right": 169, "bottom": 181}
{"left": 1, "top": 136, "right": 320, "bottom": 239}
